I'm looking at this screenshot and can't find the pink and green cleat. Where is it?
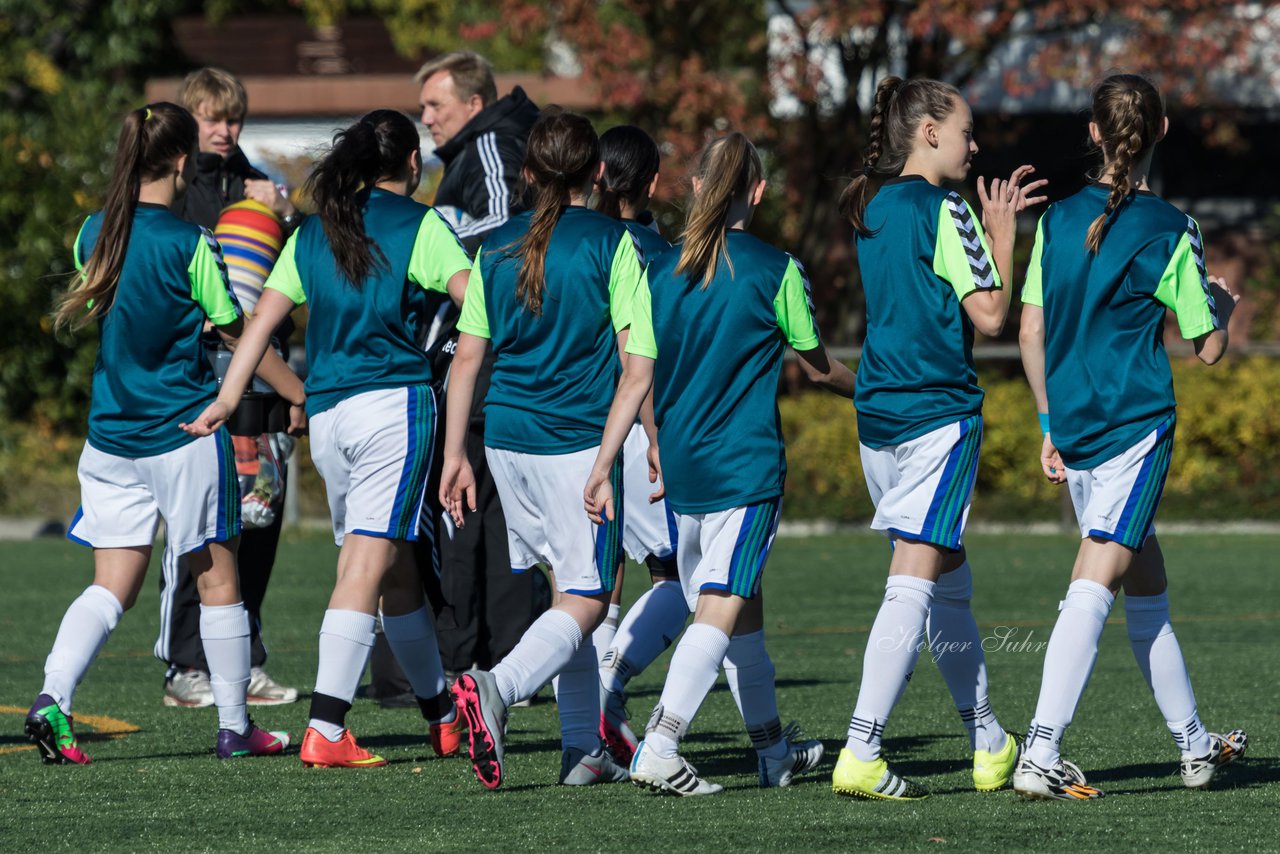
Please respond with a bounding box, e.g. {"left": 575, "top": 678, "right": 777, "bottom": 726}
{"left": 25, "top": 694, "right": 91, "bottom": 765}
{"left": 216, "top": 722, "right": 291, "bottom": 759}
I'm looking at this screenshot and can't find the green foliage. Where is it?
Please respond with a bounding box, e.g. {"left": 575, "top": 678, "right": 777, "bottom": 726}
{"left": 779, "top": 355, "right": 1280, "bottom": 522}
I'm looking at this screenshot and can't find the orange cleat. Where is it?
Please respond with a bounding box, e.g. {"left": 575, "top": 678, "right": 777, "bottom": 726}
{"left": 299, "top": 727, "right": 387, "bottom": 768}
{"left": 431, "top": 716, "right": 465, "bottom": 758}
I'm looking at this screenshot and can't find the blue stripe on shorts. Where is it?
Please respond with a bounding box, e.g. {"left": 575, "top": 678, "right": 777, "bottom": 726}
{"left": 919, "top": 415, "right": 982, "bottom": 550}
{"left": 215, "top": 429, "right": 242, "bottom": 541}
{"left": 1098, "top": 416, "right": 1175, "bottom": 551}
{"left": 722, "top": 496, "right": 782, "bottom": 599}
{"left": 386, "top": 385, "right": 435, "bottom": 542}
{"left": 593, "top": 452, "right": 624, "bottom": 593}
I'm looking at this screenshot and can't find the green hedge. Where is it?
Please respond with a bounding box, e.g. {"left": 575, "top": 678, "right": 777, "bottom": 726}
{"left": 4, "top": 356, "right": 1278, "bottom": 522}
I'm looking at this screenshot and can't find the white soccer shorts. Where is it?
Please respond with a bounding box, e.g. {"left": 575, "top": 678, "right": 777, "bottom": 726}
{"left": 859, "top": 415, "right": 982, "bottom": 551}
{"left": 68, "top": 431, "right": 241, "bottom": 555}
{"left": 1065, "top": 416, "right": 1174, "bottom": 551}
{"left": 674, "top": 497, "right": 782, "bottom": 611}
{"left": 622, "top": 423, "right": 677, "bottom": 563}
{"left": 309, "top": 385, "right": 436, "bottom": 546}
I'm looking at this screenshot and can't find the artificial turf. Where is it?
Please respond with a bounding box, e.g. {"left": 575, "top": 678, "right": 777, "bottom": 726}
{"left": 0, "top": 531, "right": 1275, "bottom": 851}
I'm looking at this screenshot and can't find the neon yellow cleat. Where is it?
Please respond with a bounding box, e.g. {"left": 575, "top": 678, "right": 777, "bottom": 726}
{"left": 973, "top": 731, "right": 1021, "bottom": 792}
{"left": 832, "top": 747, "right": 928, "bottom": 800}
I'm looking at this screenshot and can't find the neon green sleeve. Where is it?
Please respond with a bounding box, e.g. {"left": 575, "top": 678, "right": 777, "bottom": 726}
{"left": 608, "top": 231, "right": 645, "bottom": 333}
{"left": 1154, "top": 219, "right": 1218, "bottom": 339}
{"left": 623, "top": 270, "right": 657, "bottom": 358}
{"left": 456, "top": 254, "right": 491, "bottom": 339}
{"left": 773, "top": 256, "right": 821, "bottom": 350}
{"left": 189, "top": 229, "right": 243, "bottom": 326}
{"left": 72, "top": 217, "right": 90, "bottom": 271}
{"left": 408, "top": 209, "right": 473, "bottom": 292}
{"left": 1021, "top": 216, "right": 1045, "bottom": 307}
{"left": 933, "top": 193, "right": 1002, "bottom": 300}
{"left": 262, "top": 232, "right": 305, "bottom": 306}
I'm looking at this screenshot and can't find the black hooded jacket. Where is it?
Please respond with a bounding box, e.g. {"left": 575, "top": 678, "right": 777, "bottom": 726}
{"left": 431, "top": 86, "right": 540, "bottom": 254}
{"left": 171, "top": 149, "right": 268, "bottom": 230}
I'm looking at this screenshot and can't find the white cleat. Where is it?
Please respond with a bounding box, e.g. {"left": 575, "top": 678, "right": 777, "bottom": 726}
{"left": 759, "top": 722, "right": 825, "bottom": 788}
{"left": 1181, "top": 729, "right": 1248, "bottom": 789}
{"left": 630, "top": 740, "right": 723, "bottom": 796}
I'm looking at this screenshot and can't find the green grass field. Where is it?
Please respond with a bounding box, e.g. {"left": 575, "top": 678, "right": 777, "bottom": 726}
{"left": 0, "top": 532, "right": 1275, "bottom": 851}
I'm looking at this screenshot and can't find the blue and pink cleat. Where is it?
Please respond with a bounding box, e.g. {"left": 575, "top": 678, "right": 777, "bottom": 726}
{"left": 216, "top": 722, "right": 291, "bottom": 759}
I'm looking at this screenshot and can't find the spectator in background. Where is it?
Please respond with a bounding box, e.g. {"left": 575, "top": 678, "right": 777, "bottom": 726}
{"left": 156, "top": 67, "right": 299, "bottom": 709}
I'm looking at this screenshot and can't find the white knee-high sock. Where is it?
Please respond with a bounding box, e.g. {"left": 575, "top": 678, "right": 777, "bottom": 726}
{"left": 724, "top": 629, "right": 786, "bottom": 759}
{"left": 554, "top": 636, "right": 602, "bottom": 754}
{"left": 600, "top": 580, "right": 689, "bottom": 695}
{"left": 309, "top": 609, "right": 376, "bottom": 741}
{"left": 928, "top": 562, "right": 1006, "bottom": 753}
{"left": 846, "top": 575, "right": 935, "bottom": 760}
{"left": 492, "top": 608, "right": 582, "bottom": 707}
{"left": 1026, "top": 579, "right": 1114, "bottom": 766}
{"left": 41, "top": 585, "right": 123, "bottom": 715}
{"left": 645, "top": 622, "right": 731, "bottom": 759}
{"left": 1126, "top": 592, "right": 1210, "bottom": 755}
{"left": 200, "top": 602, "right": 251, "bottom": 734}
{"left": 591, "top": 603, "right": 622, "bottom": 669}
{"left": 381, "top": 606, "right": 450, "bottom": 717}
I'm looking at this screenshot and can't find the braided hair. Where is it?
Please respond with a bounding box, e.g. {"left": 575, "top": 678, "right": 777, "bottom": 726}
{"left": 1084, "top": 74, "right": 1165, "bottom": 253}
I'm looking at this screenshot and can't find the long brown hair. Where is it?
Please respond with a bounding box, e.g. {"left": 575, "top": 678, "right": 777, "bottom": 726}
{"left": 53, "top": 102, "right": 197, "bottom": 332}
{"left": 1084, "top": 74, "right": 1165, "bottom": 253}
{"left": 511, "top": 108, "right": 599, "bottom": 314}
{"left": 306, "top": 109, "right": 421, "bottom": 287}
{"left": 675, "top": 132, "right": 762, "bottom": 288}
{"left": 838, "top": 76, "right": 961, "bottom": 235}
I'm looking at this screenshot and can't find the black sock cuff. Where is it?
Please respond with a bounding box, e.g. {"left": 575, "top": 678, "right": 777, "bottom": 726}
{"left": 417, "top": 689, "right": 454, "bottom": 722}
{"left": 645, "top": 553, "right": 679, "bottom": 580}
{"left": 309, "top": 692, "right": 352, "bottom": 727}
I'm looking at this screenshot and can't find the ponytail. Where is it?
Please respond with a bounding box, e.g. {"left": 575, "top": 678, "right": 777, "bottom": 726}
{"left": 675, "top": 132, "right": 762, "bottom": 289}
{"left": 509, "top": 109, "right": 599, "bottom": 314}
{"left": 594, "top": 125, "right": 661, "bottom": 222}
{"left": 1084, "top": 75, "right": 1164, "bottom": 253}
{"left": 306, "top": 109, "right": 421, "bottom": 286}
{"left": 838, "top": 76, "right": 961, "bottom": 236}
{"left": 53, "top": 103, "right": 197, "bottom": 332}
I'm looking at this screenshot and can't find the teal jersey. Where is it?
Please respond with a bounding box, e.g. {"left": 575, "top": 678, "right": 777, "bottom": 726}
{"left": 622, "top": 217, "right": 672, "bottom": 262}
{"left": 457, "top": 207, "right": 645, "bottom": 454}
{"left": 625, "top": 231, "right": 822, "bottom": 514}
{"left": 77, "top": 204, "right": 242, "bottom": 458}
{"left": 264, "top": 189, "right": 471, "bottom": 416}
{"left": 1022, "top": 185, "right": 1219, "bottom": 469}
{"left": 854, "top": 176, "right": 1002, "bottom": 449}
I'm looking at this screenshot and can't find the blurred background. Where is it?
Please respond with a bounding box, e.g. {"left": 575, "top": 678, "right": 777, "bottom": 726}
{"left": 3, "top": 0, "right": 1279, "bottom": 524}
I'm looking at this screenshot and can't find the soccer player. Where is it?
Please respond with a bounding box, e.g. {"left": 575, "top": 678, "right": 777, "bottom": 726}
{"left": 439, "top": 109, "right": 641, "bottom": 789}
{"left": 1014, "top": 73, "right": 1246, "bottom": 800}
{"left": 833, "top": 76, "right": 1044, "bottom": 799}
{"left": 184, "top": 110, "right": 472, "bottom": 767}
{"left": 591, "top": 125, "right": 689, "bottom": 764}
{"left": 585, "top": 132, "right": 856, "bottom": 795}
{"left": 27, "top": 102, "right": 300, "bottom": 763}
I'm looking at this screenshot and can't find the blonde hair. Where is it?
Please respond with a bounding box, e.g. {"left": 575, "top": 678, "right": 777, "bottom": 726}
{"left": 177, "top": 67, "right": 247, "bottom": 120}
{"left": 675, "top": 133, "right": 763, "bottom": 289}
{"left": 414, "top": 51, "right": 497, "bottom": 106}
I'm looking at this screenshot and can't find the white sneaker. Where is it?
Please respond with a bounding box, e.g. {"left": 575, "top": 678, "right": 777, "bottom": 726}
{"left": 559, "top": 746, "right": 630, "bottom": 785}
{"left": 163, "top": 669, "right": 214, "bottom": 708}
{"left": 1012, "top": 755, "right": 1104, "bottom": 800}
{"left": 1181, "top": 729, "right": 1247, "bottom": 788}
{"left": 247, "top": 667, "right": 299, "bottom": 706}
{"left": 630, "top": 740, "right": 723, "bottom": 796}
{"left": 759, "top": 722, "right": 825, "bottom": 787}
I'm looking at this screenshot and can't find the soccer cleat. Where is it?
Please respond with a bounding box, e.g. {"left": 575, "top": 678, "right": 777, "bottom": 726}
{"left": 216, "top": 722, "right": 291, "bottom": 759}
{"left": 559, "top": 746, "right": 631, "bottom": 785}
{"left": 973, "top": 730, "right": 1021, "bottom": 792}
{"left": 299, "top": 727, "right": 387, "bottom": 768}
{"left": 453, "top": 670, "right": 508, "bottom": 789}
{"left": 246, "top": 667, "right": 299, "bottom": 706}
{"left": 629, "top": 740, "right": 724, "bottom": 796}
{"left": 1012, "top": 754, "right": 1103, "bottom": 800}
{"left": 600, "top": 687, "right": 639, "bottom": 766}
{"left": 759, "top": 722, "right": 825, "bottom": 788}
{"left": 831, "top": 748, "right": 929, "bottom": 800}
{"left": 430, "top": 716, "right": 465, "bottom": 758}
{"left": 1181, "top": 728, "right": 1248, "bottom": 789}
{"left": 163, "top": 668, "right": 215, "bottom": 708}
{"left": 25, "top": 695, "right": 91, "bottom": 765}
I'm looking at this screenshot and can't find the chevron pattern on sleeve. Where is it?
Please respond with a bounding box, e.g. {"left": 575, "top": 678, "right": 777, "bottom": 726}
{"left": 787, "top": 252, "right": 818, "bottom": 319}
{"left": 946, "top": 192, "right": 996, "bottom": 290}
{"left": 200, "top": 225, "right": 243, "bottom": 313}
{"left": 1185, "top": 215, "right": 1220, "bottom": 329}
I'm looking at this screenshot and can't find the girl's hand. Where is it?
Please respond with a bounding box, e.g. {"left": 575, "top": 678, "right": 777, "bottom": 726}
{"left": 1207, "top": 275, "right": 1241, "bottom": 323}
{"left": 978, "top": 165, "right": 1048, "bottom": 240}
{"left": 584, "top": 467, "right": 615, "bottom": 525}
{"left": 287, "top": 403, "right": 307, "bottom": 436}
{"left": 439, "top": 455, "right": 476, "bottom": 527}
{"left": 647, "top": 443, "right": 665, "bottom": 503}
{"left": 1041, "top": 433, "right": 1066, "bottom": 484}
{"left": 180, "top": 401, "right": 232, "bottom": 437}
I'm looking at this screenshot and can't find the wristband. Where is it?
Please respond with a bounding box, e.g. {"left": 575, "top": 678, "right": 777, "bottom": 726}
{"left": 1038, "top": 412, "right": 1050, "bottom": 435}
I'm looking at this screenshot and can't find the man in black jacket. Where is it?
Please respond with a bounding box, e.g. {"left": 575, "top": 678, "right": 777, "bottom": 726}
{"left": 157, "top": 67, "right": 300, "bottom": 709}
{"left": 382, "top": 51, "right": 543, "bottom": 702}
